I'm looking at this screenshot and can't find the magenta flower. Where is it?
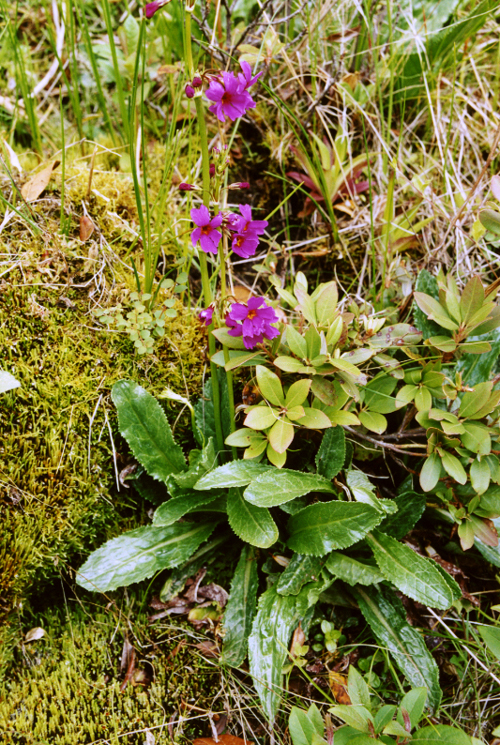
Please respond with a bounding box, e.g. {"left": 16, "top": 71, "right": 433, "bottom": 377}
{"left": 190, "top": 206, "right": 223, "bottom": 254}
{"left": 226, "top": 297, "right": 279, "bottom": 350}
{"left": 199, "top": 307, "right": 213, "bottom": 326}
{"left": 179, "top": 182, "right": 196, "bottom": 191}
{"left": 231, "top": 233, "right": 260, "bottom": 259}
{"left": 238, "top": 61, "right": 263, "bottom": 90}
{"left": 145, "top": 0, "right": 170, "bottom": 18}
{"left": 231, "top": 204, "right": 268, "bottom": 237}
{"left": 205, "top": 72, "right": 255, "bottom": 122}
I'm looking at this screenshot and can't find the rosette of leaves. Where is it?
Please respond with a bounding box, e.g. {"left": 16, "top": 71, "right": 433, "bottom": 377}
{"left": 416, "top": 379, "right": 500, "bottom": 550}
{"left": 95, "top": 275, "right": 187, "bottom": 354}
{"left": 413, "top": 272, "right": 500, "bottom": 355}
{"left": 289, "top": 668, "right": 473, "bottom": 745}
{"left": 77, "top": 379, "right": 464, "bottom": 724}
{"left": 226, "top": 365, "right": 331, "bottom": 467}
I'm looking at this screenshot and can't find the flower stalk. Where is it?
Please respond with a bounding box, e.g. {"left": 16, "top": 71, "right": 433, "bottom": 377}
{"left": 184, "top": 3, "right": 224, "bottom": 455}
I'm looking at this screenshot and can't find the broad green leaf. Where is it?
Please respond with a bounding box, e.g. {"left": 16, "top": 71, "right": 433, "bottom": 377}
{"left": 315, "top": 426, "right": 346, "bottom": 480}
{"left": 478, "top": 624, "right": 500, "bottom": 660}
{"left": 130, "top": 468, "right": 169, "bottom": 505}
{"left": 286, "top": 324, "right": 308, "bottom": 359}
{"left": 256, "top": 365, "right": 285, "bottom": 407}
{"left": 479, "top": 208, "right": 500, "bottom": 237}
{"left": 361, "top": 374, "right": 397, "bottom": 414}
{"left": 288, "top": 708, "right": 317, "bottom": 745}
{"left": 366, "top": 530, "right": 460, "bottom": 609}
{"left": 286, "top": 379, "right": 311, "bottom": 408}
{"left": 397, "top": 687, "right": 427, "bottom": 731}
{"left": 460, "top": 381, "right": 493, "bottom": 418}
{"left": 77, "top": 522, "right": 216, "bottom": 592}
{"left": 458, "top": 330, "right": 500, "bottom": 387}
{"left": 346, "top": 470, "right": 397, "bottom": 515}
{"left": 277, "top": 554, "right": 323, "bottom": 596}
{"left": 470, "top": 458, "right": 490, "bottom": 495}
{"left": 379, "top": 491, "right": 426, "bottom": 539}
{"left": 332, "top": 727, "right": 383, "bottom": 745}
{"left": 222, "top": 545, "right": 259, "bottom": 667}
{"left": 195, "top": 460, "right": 273, "bottom": 490}
{"left": 227, "top": 487, "right": 278, "bottom": 548}
{"left": 287, "top": 502, "right": 382, "bottom": 556}
{"left": 428, "top": 335, "right": 456, "bottom": 353}
{"left": 248, "top": 585, "right": 304, "bottom": 723}
{"left": 368, "top": 324, "right": 422, "bottom": 348}
{"left": 460, "top": 422, "right": 491, "bottom": 455}
{"left": 413, "top": 271, "right": 442, "bottom": 340}
{"left": 0, "top": 370, "right": 20, "bottom": 393}
{"left": 153, "top": 491, "right": 222, "bottom": 526}
{"left": 268, "top": 418, "right": 295, "bottom": 453}
{"left": 297, "top": 407, "right": 332, "bottom": 429}
{"left": 170, "top": 438, "right": 216, "bottom": 490}
{"left": 347, "top": 665, "right": 371, "bottom": 710}
{"left": 245, "top": 404, "right": 278, "bottom": 430}
{"left": 413, "top": 292, "right": 458, "bottom": 331}
{"left": 224, "top": 351, "right": 264, "bottom": 371}
{"left": 244, "top": 470, "right": 335, "bottom": 508}
{"left": 353, "top": 585, "right": 442, "bottom": 712}
{"left": 111, "top": 380, "right": 186, "bottom": 481}
{"left": 274, "top": 356, "right": 311, "bottom": 373}
{"left": 358, "top": 410, "right": 387, "bottom": 434}
{"left": 225, "top": 428, "right": 254, "bottom": 447}
{"left": 329, "top": 705, "right": 373, "bottom": 732}
{"left": 411, "top": 725, "right": 472, "bottom": 744}
{"left": 212, "top": 327, "right": 246, "bottom": 349}
{"left": 315, "top": 281, "right": 338, "bottom": 325}
{"left": 194, "top": 374, "right": 232, "bottom": 445}
{"left": 420, "top": 453, "right": 442, "bottom": 492}
{"left": 439, "top": 450, "right": 467, "bottom": 485}
{"left": 325, "top": 552, "right": 383, "bottom": 586}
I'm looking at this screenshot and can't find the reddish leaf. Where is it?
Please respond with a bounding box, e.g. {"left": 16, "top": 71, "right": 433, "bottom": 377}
{"left": 193, "top": 736, "right": 253, "bottom": 745}
{"left": 80, "top": 215, "right": 95, "bottom": 241}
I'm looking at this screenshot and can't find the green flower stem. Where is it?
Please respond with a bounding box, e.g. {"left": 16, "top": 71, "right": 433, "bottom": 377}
{"left": 219, "top": 235, "right": 237, "bottom": 455}
{"left": 184, "top": 4, "right": 224, "bottom": 455}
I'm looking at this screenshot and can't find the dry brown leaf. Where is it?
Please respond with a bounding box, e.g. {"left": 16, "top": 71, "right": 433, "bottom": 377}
{"left": 21, "top": 160, "right": 59, "bottom": 202}
{"left": 193, "top": 736, "right": 253, "bottom": 745}
{"left": 328, "top": 671, "right": 351, "bottom": 705}
{"left": 232, "top": 286, "right": 252, "bottom": 302}
{"left": 25, "top": 627, "right": 45, "bottom": 642}
{"left": 157, "top": 64, "right": 179, "bottom": 75}
{"left": 195, "top": 640, "right": 220, "bottom": 658}
{"left": 79, "top": 215, "right": 95, "bottom": 241}
{"left": 290, "top": 622, "right": 306, "bottom": 658}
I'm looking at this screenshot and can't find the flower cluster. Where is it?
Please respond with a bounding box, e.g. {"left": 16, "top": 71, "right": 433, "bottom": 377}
{"left": 190, "top": 203, "right": 268, "bottom": 258}
{"left": 205, "top": 62, "right": 263, "bottom": 123}
{"left": 226, "top": 297, "right": 279, "bottom": 349}
{"left": 228, "top": 204, "right": 268, "bottom": 258}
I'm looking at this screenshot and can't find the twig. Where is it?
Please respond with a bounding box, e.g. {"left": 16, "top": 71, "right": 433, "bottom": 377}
{"left": 344, "top": 426, "right": 426, "bottom": 457}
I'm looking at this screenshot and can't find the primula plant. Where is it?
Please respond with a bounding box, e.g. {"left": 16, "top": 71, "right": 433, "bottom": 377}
{"left": 77, "top": 0, "right": 500, "bottom": 731}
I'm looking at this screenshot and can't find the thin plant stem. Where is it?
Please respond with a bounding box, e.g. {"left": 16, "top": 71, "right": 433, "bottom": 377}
{"left": 186, "top": 5, "right": 224, "bottom": 455}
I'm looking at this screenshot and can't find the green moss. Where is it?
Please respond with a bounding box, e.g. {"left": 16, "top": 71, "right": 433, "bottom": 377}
{"left": 0, "top": 272, "right": 205, "bottom": 623}
{"left": 0, "top": 597, "right": 220, "bottom": 744}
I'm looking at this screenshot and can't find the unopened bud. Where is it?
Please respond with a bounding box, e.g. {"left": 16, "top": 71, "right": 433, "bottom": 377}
{"left": 185, "top": 84, "right": 195, "bottom": 99}
{"left": 179, "top": 182, "right": 196, "bottom": 191}
{"left": 192, "top": 76, "right": 202, "bottom": 88}
{"left": 228, "top": 182, "right": 250, "bottom": 190}
{"left": 209, "top": 164, "right": 216, "bottom": 177}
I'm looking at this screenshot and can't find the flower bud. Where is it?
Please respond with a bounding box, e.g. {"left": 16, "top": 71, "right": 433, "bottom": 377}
{"left": 179, "top": 182, "right": 196, "bottom": 191}
{"left": 192, "top": 76, "right": 202, "bottom": 88}
{"left": 185, "top": 84, "right": 195, "bottom": 99}
{"left": 228, "top": 182, "right": 250, "bottom": 190}
{"left": 209, "top": 164, "right": 216, "bottom": 178}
